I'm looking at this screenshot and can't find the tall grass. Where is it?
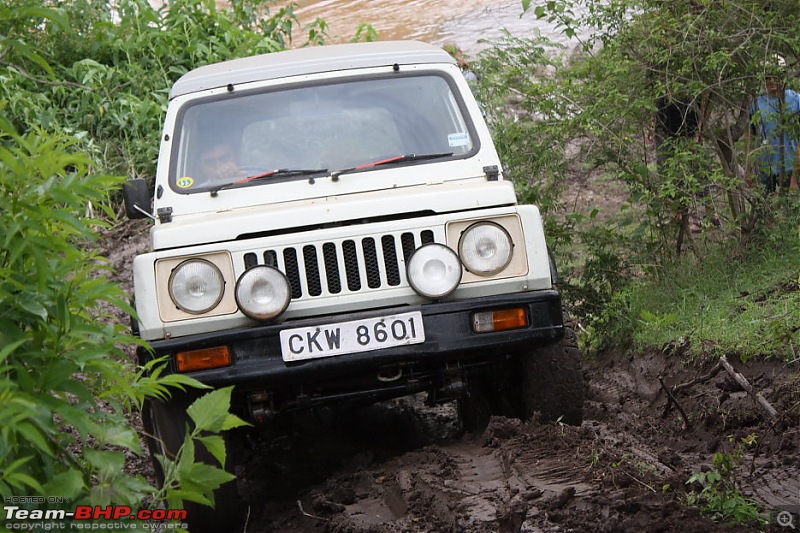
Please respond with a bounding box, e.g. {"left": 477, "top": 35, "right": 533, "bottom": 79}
{"left": 602, "top": 202, "right": 800, "bottom": 361}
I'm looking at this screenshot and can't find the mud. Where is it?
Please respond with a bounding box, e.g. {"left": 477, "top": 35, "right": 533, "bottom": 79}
{"left": 230, "top": 351, "right": 798, "bottom": 533}
{"left": 102, "top": 222, "right": 799, "bottom": 533}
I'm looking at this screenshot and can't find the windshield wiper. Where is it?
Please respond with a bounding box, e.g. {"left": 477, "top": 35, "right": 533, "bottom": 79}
{"left": 330, "top": 152, "right": 453, "bottom": 180}
{"left": 209, "top": 168, "right": 328, "bottom": 196}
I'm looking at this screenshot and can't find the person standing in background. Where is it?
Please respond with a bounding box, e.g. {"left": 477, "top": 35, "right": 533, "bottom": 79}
{"left": 747, "top": 55, "right": 800, "bottom": 193}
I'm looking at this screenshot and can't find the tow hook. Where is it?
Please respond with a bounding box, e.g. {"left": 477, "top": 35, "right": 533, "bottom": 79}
{"left": 248, "top": 390, "right": 275, "bottom": 424}
{"left": 377, "top": 365, "right": 403, "bottom": 382}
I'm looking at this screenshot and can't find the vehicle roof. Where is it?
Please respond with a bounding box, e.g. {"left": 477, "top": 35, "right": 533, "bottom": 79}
{"left": 170, "top": 41, "right": 456, "bottom": 99}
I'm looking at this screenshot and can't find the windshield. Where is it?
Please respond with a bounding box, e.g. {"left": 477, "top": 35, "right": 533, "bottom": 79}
{"left": 170, "top": 73, "right": 476, "bottom": 193}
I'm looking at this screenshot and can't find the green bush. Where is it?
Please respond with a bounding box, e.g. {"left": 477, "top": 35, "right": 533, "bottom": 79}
{"left": 0, "top": 118, "right": 146, "bottom": 502}
{"left": 0, "top": 0, "right": 327, "bottom": 182}
{"left": 585, "top": 201, "right": 800, "bottom": 358}
{"left": 0, "top": 117, "right": 247, "bottom": 513}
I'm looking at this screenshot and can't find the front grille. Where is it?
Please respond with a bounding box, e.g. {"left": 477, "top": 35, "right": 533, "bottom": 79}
{"left": 243, "top": 229, "right": 435, "bottom": 300}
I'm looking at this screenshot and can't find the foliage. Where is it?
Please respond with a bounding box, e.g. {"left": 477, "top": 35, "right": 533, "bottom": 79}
{"left": 686, "top": 434, "right": 765, "bottom": 526}
{"left": 0, "top": 0, "right": 337, "bottom": 517}
{"left": 155, "top": 388, "right": 249, "bottom": 509}
{"left": 472, "top": 32, "right": 574, "bottom": 248}
{"left": 0, "top": 119, "right": 137, "bottom": 503}
{"left": 475, "top": 0, "right": 800, "bottom": 347}
{"left": 520, "top": 0, "right": 800, "bottom": 235}
{"left": 589, "top": 199, "right": 800, "bottom": 358}
{"left": 0, "top": 0, "right": 327, "bottom": 183}
{"left": 0, "top": 117, "right": 245, "bottom": 517}
{"left": 351, "top": 23, "right": 379, "bottom": 43}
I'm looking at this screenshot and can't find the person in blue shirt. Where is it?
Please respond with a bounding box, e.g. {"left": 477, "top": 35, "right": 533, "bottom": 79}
{"left": 748, "top": 55, "right": 800, "bottom": 192}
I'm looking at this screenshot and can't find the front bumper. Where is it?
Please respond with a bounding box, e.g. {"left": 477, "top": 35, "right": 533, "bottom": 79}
{"left": 140, "top": 290, "right": 564, "bottom": 389}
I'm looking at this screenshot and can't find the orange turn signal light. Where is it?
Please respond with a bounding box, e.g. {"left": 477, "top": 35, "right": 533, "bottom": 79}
{"left": 176, "top": 346, "right": 231, "bottom": 373}
{"left": 472, "top": 308, "right": 529, "bottom": 333}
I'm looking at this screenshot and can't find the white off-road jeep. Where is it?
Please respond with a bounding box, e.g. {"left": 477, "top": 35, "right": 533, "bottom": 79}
{"left": 124, "top": 40, "right": 583, "bottom": 530}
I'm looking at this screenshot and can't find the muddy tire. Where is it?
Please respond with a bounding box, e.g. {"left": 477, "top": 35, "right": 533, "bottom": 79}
{"left": 520, "top": 314, "right": 585, "bottom": 425}
{"left": 141, "top": 394, "right": 241, "bottom": 533}
{"left": 458, "top": 363, "right": 524, "bottom": 433}
{"left": 457, "top": 378, "right": 494, "bottom": 433}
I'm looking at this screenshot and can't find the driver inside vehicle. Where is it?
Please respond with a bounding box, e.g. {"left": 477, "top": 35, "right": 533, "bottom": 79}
{"left": 200, "top": 142, "right": 242, "bottom": 183}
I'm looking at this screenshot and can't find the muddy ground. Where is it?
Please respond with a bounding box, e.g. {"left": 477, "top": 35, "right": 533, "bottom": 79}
{"left": 231, "top": 352, "right": 799, "bottom": 533}
{"left": 104, "top": 219, "right": 799, "bottom": 533}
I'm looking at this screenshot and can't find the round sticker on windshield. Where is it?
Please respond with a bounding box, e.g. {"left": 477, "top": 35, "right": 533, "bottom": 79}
{"left": 177, "top": 176, "right": 195, "bottom": 189}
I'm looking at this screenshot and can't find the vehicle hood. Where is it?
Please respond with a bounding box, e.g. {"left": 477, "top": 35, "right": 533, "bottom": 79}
{"left": 150, "top": 179, "right": 517, "bottom": 250}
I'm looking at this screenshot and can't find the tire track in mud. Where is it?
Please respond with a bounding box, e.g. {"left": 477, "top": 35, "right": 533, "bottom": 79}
{"left": 323, "top": 429, "right": 598, "bottom": 532}
{"left": 747, "top": 458, "right": 800, "bottom": 511}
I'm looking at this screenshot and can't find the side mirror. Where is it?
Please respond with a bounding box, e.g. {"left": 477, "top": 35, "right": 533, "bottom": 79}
{"left": 122, "top": 178, "right": 152, "bottom": 219}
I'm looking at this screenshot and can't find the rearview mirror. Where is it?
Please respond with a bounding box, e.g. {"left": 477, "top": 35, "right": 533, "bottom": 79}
{"left": 122, "top": 179, "right": 152, "bottom": 219}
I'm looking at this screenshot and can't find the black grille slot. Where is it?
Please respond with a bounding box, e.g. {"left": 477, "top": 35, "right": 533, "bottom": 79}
{"left": 283, "top": 248, "right": 302, "bottom": 298}
{"left": 244, "top": 229, "right": 437, "bottom": 300}
{"left": 322, "top": 243, "right": 341, "bottom": 294}
{"left": 401, "top": 232, "right": 416, "bottom": 262}
{"left": 342, "top": 240, "right": 361, "bottom": 291}
{"left": 382, "top": 235, "right": 401, "bottom": 286}
{"left": 362, "top": 237, "right": 381, "bottom": 289}
{"left": 303, "top": 245, "right": 322, "bottom": 297}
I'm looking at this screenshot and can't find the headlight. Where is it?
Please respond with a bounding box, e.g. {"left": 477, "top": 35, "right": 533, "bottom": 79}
{"left": 406, "top": 244, "right": 462, "bottom": 299}
{"left": 168, "top": 259, "right": 225, "bottom": 314}
{"left": 235, "top": 266, "right": 291, "bottom": 320}
{"left": 458, "top": 222, "right": 513, "bottom": 276}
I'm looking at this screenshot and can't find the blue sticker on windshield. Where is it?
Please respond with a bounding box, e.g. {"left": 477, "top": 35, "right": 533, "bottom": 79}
{"left": 448, "top": 132, "right": 470, "bottom": 147}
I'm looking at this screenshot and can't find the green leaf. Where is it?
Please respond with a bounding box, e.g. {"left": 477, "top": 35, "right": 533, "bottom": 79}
{"left": 16, "top": 293, "right": 48, "bottom": 321}
{"left": 2, "top": 456, "right": 33, "bottom": 477}
{"left": 0, "top": 338, "right": 27, "bottom": 364}
{"left": 186, "top": 387, "right": 234, "bottom": 433}
{"left": 196, "top": 435, "right": 226, "bottom": 467}
{"left": 92, "top": 421, "right": 143, "bottom": 454}
{"left": 5, "top": 472, "right": 44, "bottom": 494}
{"left": 167, "top": 487, "right": 213, "bottom": 508}
{"left": 154, "top": 373, "right": 209, "bottom": 393}
{"left": 16, "top": 422, "right": 53, "bottom": 457}
{"left": 60, "top": 379, "right": 95, "bottom": 404}
{"left": 178, "top": 462, "right": 235, "bottom": 506}
{"left": 43, "top": 470, "right": 85, "bottom": 500}
{"left": 178, "top": 434, "right": 196, "bottom": 474}
{"left": 221, "top": 412, "right": 249, "bottom": 431}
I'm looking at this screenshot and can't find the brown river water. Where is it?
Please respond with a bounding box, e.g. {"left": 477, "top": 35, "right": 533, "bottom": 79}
{"left": 286, "top": 0, "right": 580, "bottom": 56}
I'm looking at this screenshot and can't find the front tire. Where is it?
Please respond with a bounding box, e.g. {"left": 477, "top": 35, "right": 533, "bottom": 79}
{"left": 520, "top": 314, "right": 585, "bottom": 425}
{"left": 457, "top": 313, "right": 585, "bottom": 432}
{"left": 141, "top": 393, "right": 242, "bottom": 533}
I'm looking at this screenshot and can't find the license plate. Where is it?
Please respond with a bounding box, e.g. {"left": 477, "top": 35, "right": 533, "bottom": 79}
{"left": 280, "top": 311, "right": 425, "bottom": 362}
